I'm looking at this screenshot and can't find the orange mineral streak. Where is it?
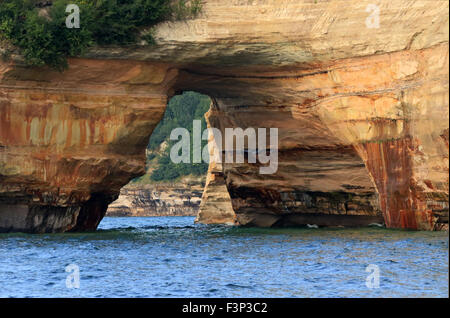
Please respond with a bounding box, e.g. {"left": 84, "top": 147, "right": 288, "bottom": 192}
{"left": 355, "top": 139, "right": 418, "bottom": 229}
{"left": 0, "top": 59, "right": 175, "bottom": 211}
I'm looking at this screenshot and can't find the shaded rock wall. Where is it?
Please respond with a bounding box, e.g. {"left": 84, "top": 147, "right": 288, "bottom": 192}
{"left": 0, "top": 0, "right": 448, "bottom": 232}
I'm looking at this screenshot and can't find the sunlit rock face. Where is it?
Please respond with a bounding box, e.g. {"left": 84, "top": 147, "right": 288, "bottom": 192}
{"left": 0, "top": 60, "right": 177, "bottom": 232}
{"left": 1, "top": 0, "right": 448, "bottom": 232}
{"left": 195, "top": 110, "right": 237, "bottom": 225}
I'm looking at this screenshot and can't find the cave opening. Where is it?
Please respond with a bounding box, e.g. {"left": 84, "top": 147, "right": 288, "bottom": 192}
{"left": 105, "top": 91, "right": 213, "bottom": 218}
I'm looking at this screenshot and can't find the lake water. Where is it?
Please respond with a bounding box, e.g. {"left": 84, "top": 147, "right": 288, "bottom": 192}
{"left": 0, "top": 216, "right": 448, "bottom": 298}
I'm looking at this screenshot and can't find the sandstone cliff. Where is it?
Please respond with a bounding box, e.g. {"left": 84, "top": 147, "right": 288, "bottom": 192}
{"left": 195, "top": 109, "right": 237, "bottom": 225}
{"left": 0, "top": 0, "right": 448, "bottom": 232}
{"left": 106, "top": 184, "right": 203, "bottom": 217}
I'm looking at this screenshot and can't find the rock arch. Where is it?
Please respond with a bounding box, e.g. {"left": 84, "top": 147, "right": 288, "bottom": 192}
{"left": 0, "top": 0, "right": 448, "bottom": 232}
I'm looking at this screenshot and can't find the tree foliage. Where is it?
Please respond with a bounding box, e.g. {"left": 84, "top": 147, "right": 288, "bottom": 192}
{"left": 136, "top": 91, "right": 211, "bottom": 183}
{"left": 0, "top": 0, "right": 202, "bottom": 70}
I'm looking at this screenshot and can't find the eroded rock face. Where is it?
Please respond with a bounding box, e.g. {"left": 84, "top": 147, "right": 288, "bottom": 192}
{"left": 1, "top": 0, "right": 448, "bottom": 232}
{"left": 0, "top": 59, "right": 177, "bottom": 232}
{"left": 195, "top": 110, "right": 237, "bottom": 225}
{"left": 181, "top": 44, "right": 448, "bottom": 230}
{"left": 106, "top": 184, "right": 203, "bottom": 217}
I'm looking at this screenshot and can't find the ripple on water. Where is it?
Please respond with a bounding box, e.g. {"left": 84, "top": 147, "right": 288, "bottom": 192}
{"left": 0, "top": 216, "right": 448, "bottom": 298}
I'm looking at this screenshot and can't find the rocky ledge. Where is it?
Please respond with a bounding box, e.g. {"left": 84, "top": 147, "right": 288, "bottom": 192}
{"left": 106, "top": 184, "right": 203, "bottom": 217}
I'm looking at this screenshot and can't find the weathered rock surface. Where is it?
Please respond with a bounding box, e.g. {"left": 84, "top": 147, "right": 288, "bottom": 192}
{"left": 195, "top": 110, "right": 237, "bottom": 225}
{"left": 106, "top": 184, "right": 203, "bottom": 217}
{"left": 1, "top": 0, "right": 448, "bottom": 232}
{"left": 0, "top": 60, "right": 176, "bottom": 232}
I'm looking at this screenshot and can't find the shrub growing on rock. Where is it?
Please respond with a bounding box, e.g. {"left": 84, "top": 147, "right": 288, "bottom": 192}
{"left": 0, "top": 0, "right": 202, "bottom": 70}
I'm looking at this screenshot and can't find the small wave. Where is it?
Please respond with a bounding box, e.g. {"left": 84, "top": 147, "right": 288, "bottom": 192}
{"left": 225, "top": 283, "right": 254, "bottom": 290}
{"left": 141, "top": 225, "right": 196, "bottom": 230}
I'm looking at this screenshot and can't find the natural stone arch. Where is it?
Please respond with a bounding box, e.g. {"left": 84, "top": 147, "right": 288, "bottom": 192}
{"left": 175, "top": 45, "right": 449, "bottom": 230}
{"left": 173, "top": 66, "right": 385, "bottom": 228}
{"left": 0, "top": 0, "right": 448, "bottom": 232}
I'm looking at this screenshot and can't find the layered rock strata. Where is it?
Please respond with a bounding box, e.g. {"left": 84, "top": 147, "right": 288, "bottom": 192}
{"left": 195, "top": 110, "right": 237, "bottom": 225}
{"left": 0, "top": 60, "right": 176, "bottom": 232}
{"left": 106, "top": 184, "right": 203, "bottom": 217}
{"left": 0, "top": 0, "right": 448, "bottom": 232}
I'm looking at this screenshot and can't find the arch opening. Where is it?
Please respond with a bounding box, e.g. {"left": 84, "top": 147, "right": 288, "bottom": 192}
{"left": 105, "top": 91, "right": 215, "bottom": 219}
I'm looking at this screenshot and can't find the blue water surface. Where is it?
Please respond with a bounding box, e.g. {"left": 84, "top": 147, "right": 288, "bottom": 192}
{"left": 0, "top": 216, "right": 448, "bottom": 297}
